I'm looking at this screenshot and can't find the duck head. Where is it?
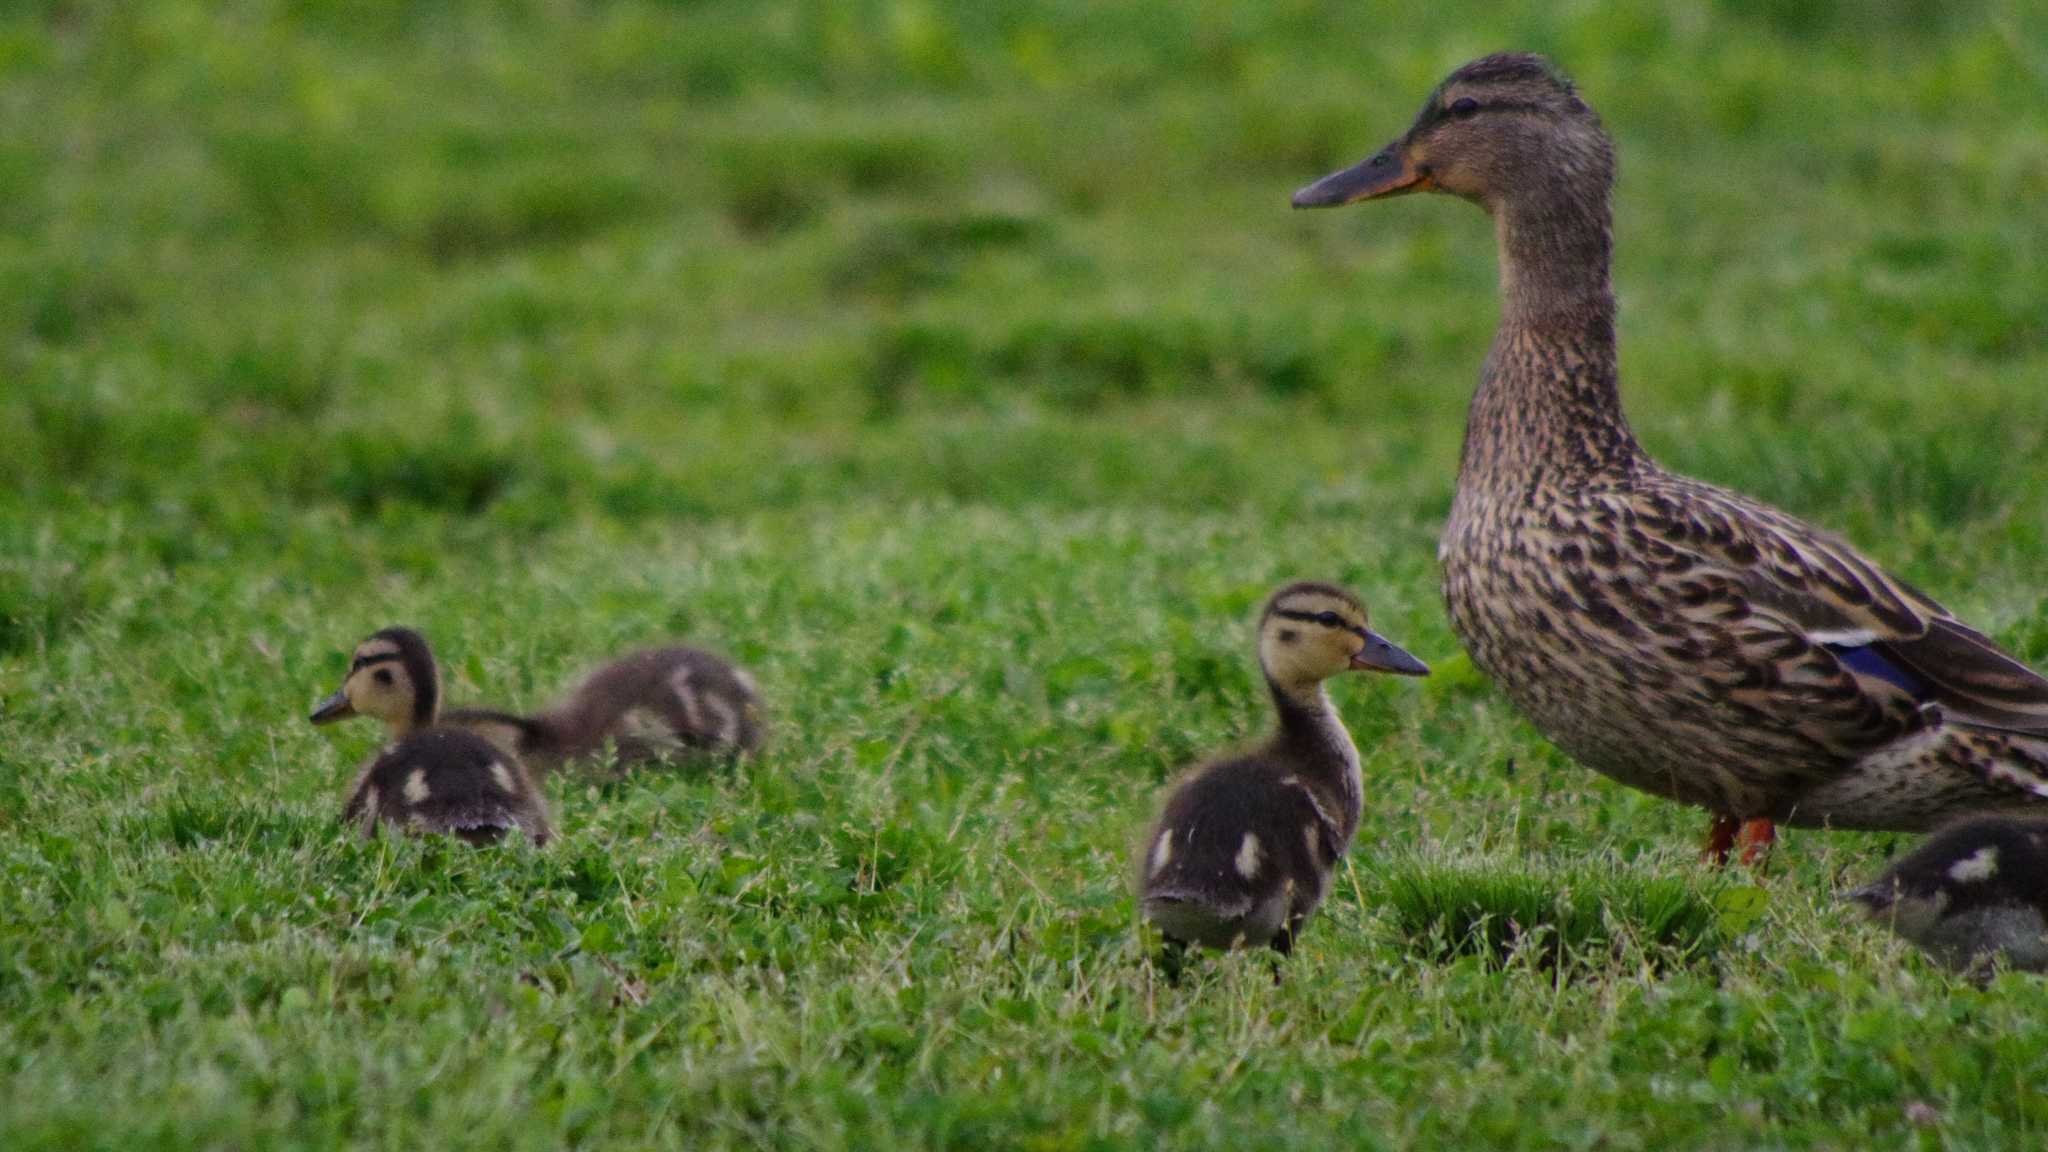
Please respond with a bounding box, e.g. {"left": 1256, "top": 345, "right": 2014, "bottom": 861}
{"left": 1258, "top": 581, "right": 1428, "bottom": 694}
{"left": 1291, "top": 53, "right": 1612, "bottom": 214}
{"left": 311, "top": 626, "right": 441, "bottom": 737}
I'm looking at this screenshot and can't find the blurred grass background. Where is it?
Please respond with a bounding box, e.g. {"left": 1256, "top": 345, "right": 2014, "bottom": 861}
{"left": 3, "top": 2, "right": 2048, "bottom": 1148}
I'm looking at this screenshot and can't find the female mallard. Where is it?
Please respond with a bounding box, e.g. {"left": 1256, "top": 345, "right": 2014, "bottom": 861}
{"left": 1294, "top": 54, "right": 2048, "bottom": 861}
{"left": 1139, "top": 581, "right": 1428, "bottom": 955}
{"left": 311, "top": 627, "right": 553, "bottom": 846}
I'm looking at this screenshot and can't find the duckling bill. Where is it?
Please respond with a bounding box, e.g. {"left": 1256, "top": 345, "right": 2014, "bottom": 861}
{"left": 313, "top": 627, "right": 552, "bottom": 847}
{"left": 1140, "top": 582, "right": 1427, "bottom": 955}
{"left": 1849, "top": 815, "right": 2048, "bottom": 975}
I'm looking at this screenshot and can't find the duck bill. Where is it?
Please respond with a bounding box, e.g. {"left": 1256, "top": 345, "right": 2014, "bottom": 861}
{"left": 1351, "top": 631, "right": 1430, "bottom": 677}
{"left": 309, "top": 689, "right": 356, "bottom": 725}
{"left": 1292, "top": 142, "right": 1430, "bottom": 208}
{"left": 1844, "top": 881, "right": 1895, "bottom": 914}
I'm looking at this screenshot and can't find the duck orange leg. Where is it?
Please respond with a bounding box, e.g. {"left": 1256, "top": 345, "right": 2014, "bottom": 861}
{"left": 1736, "top": 819, "right": 1776, "bottom": 869}
{"left": 1702, "top": 812, "right": 1739, "bottom": 866}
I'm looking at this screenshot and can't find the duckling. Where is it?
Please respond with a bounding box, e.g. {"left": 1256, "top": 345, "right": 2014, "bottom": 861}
{"left": 1848, "top": 816, "right": 2048, "bottom": 975}
{"left": 310, "top": 627, "right": 552, "bottom": 846}
{"left": 1139, "top": 582, "right": 1428, "bottom": 955}
{"left": 1294, "top": 53, "right": 2048, "bottom": 862}
{"left": 441, "top": 645, "right": 762, "bottom": 772}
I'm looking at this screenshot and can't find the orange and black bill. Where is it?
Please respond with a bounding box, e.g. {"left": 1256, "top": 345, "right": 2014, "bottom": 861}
{"left": 1292, "top": 142, "right": 1427, "bottom": 208}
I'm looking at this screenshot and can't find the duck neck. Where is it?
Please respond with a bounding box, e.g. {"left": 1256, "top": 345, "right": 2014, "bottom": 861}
{"left": 1462, "top": 180, "right": 1638, "bottom": 483}
{"left": 1267, "top": 675, "right": 1362, "bottom": 833}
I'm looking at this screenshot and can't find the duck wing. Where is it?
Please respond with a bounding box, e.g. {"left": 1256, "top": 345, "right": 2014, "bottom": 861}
{"left": 1639, "top": 474, "right": 2048, "bottom": 738}
{"left": 1877, "top": 620, "right": 2048, "bottom": 736}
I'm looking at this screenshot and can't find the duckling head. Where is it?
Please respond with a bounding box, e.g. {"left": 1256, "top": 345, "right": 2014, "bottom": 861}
{"left": 1291, "top": 53, "right": 1612, "bottom": 214}
{"left": 1847, "top": 874, "right": 1952, "bottom": 948}
{"left": 1258, "top": 581, "right": 1428, "bottom": 693}
{"left": 1846, "top": 819, "right": 2047, "bottom": 961}
{"left": 311, "top": 626, "right": 441, "bottom": 737}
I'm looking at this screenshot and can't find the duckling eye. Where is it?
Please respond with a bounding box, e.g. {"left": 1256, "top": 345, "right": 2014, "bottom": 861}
{"left": 1450, "top": 96, "right": 1480, "bottom": 118}
{"left": 373, "top": 668, "right": 395, "bottom": 686}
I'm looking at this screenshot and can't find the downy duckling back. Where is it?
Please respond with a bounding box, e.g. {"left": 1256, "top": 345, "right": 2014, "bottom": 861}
{"left": 444, "top": 645, "right": 762, "bottom": 772}
{"left": 1139, "top": 582, "right": 1428, "bottom": 954}
{"left": 1849, "top": 815, "right": 2048, "bottom": 975}
{"left": 312, "top": 626, "right": 552, "bottom": 846}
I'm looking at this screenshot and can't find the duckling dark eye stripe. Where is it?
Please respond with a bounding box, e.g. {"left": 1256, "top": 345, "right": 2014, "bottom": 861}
{"left": 1427, "top": 98, "right": 1545, "bottom": 125}
{"left": 1274, "top": 610, "right": 1345, "bottom": 626}
{"left": 350, "top": 654, "right": 401, "bottom": 672}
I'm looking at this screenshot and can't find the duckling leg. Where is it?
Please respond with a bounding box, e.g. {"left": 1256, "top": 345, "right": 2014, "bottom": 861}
{"left": 1156, "top": 936, "right": 1190, "bottom": 985}
{"left": 1736, "top": 818, "right": 1776, "bottom": 869}
{"left": 1702, "top": 812, "right": 1740, "bottom": 866}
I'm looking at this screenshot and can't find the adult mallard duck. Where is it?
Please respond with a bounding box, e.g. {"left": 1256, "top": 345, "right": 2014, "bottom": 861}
{"left": 1139, "top": 581, "right": 1428, "bottom": 955}
{"left": 1293, "top": 53, "right": 2048, "bottom": 862}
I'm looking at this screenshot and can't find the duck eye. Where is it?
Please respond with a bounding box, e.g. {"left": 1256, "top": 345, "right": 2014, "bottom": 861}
{"left": 373, "top": 668, "right": 395, "bottom": 686}
{"left": 1450, "top": 96, "right": 1479, "bottom": 118}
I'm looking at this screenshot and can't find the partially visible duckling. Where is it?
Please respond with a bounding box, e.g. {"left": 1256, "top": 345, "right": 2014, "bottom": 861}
{"left": 311, "top": 627, "right": 552, "bottom": 846}
{"left": 442, "top": 645, "right": 763, "bottom": 773}
{"left": 1139, "top": 582, "right": 1429, "bottom": 955}
{"left": 1848, "top": 815, "right": 2048, "bottom": 974}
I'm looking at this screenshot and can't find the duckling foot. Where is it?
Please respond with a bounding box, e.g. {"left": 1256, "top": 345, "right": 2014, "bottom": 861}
{"left": 1266, "top": 927, "right": 1299, "bottom": 985}
{"left": 1155, "top": 937, "right": 1190, "bottom": 986}
{"left": 1736, "top": 819, "right": 1776, "bottom": 870}
{"left": 1702, "top": 812, "right": 1740, "bottom": 867}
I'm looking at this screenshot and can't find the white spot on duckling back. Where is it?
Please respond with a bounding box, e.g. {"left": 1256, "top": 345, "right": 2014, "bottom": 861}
{"left": 1149, "top": 832, "right": 1173, "bottom": 877}
{"left": 360, "top": 786, "right": 380, "bottom": 832}
{"left": 1949, "top": 846, "right": 1999, "bottom": 883}
{"left": 1235, "top": 833, "right": 1262, "bottom": 880}
{"left": 733, "top": 667, "right": 758, "bottom": 699}
{"left": 1304, "top": 823, "right": 1323, "bottom": 862}
{"left": 403, "top": 769, "right": 430, "bottom": 804}
{"left": 670, "top": 667, "right": 706, "bottom": 732}
{"left": 488, "top": 761, "right": 515, "bottom": 794}
{"left": 703, "top": 695, "right": 738, "bottom": 744}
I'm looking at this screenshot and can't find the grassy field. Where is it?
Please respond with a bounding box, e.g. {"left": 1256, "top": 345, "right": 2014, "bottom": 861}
{"left": 4, "top": 1, "right": 2048, "bottom": 1147}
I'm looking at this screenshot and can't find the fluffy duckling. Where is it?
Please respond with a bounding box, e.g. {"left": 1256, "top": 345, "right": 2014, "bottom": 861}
{"left": 1140, "top": 582, "right": 1429, "bottom": 954}
{"left": 311, "top": 627, "right": 552, "bottom": 846}
{"left": 441, "top": 645, "right": 763, "bottom": 772}
{"left": 1848, "top": 816, "right": 2048, "bottom": 975}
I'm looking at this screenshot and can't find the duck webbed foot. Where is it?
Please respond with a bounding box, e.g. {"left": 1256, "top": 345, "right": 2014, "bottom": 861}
{"left": 1736, "top": 818, "right": 1776, "bottom": 869}
{"left": 1702, "top": 812, "right": 1740, "bottom": 866}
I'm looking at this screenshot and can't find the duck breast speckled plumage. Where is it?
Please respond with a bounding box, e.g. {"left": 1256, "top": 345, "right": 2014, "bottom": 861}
{"left": 1294, "top": 54, "right": 2048, "bottom": 853}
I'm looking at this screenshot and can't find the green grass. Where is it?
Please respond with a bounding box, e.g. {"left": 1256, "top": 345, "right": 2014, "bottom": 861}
{"left": 3, "top": 1, "right": 2048, "bottom": 1147}
{"left": 1375, "top": 855, "right": 1744, "bottom": 973}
